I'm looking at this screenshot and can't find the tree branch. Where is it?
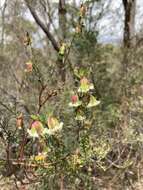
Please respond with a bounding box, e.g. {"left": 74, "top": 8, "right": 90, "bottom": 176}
{"left": 25, "top": 0, "right": 59, "bottom": 52}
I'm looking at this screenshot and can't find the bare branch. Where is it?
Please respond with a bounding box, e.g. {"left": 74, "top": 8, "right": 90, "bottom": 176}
{"left": 25, "top": 0, "right": 59, "bottom": 52}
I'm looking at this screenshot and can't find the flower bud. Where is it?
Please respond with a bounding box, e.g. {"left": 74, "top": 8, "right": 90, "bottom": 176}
{"left": 25, "top": 61, "right": 33, "bottom": 72}
{"left": 31, "top": 121, "right": 43, "bottom": 135}
{"left": 16, "top": 113, "right": 23, "bottom": 129}
{"left": 80, "top": 4, "right": 87, "bottom": 17}
{"left": 71, "top": 95, "right": 78, "bottom": 104}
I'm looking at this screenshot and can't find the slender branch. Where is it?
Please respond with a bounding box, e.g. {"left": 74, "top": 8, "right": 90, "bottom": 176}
{"left": 25, "top": 0, "right": 59, "bottom": 52}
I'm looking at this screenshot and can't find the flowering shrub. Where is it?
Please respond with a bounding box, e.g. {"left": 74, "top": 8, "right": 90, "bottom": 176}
{"left": 0, "top": 3, "right": 102, "bottom": 187}
{"left": 0, "top": 1, "right": 143, "bottom": 190}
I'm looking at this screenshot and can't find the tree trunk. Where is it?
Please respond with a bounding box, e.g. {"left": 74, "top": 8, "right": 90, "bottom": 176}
{"left": 121, "top": 0, "right": 136, "bottom": 130}
{"left": 58, "top": 0, "right": 67, "bottom": 82}
{"left": 1, "top": 0, "right": 8, "bottom": 51}
{"left": 58, "top": 0, "right": 67, "bottom": 40}
{"left": 122, "top": 0, "right": 136, "bottom": 48}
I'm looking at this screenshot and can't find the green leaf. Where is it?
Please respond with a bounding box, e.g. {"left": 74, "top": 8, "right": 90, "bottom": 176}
{"left": 39, "top": 114, "right": 47, "bottom": 123}
{"left": 74, "top": 68, "right": 89, "bottom": 79}
{"left": 30, "top": 114, "right": 39, "bottom": 120}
